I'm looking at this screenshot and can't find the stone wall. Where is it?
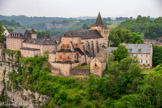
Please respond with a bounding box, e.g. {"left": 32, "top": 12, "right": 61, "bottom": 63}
{"left": 6, "top": 38, "right": 24, "bottom": 50}
{"left": 70, "top": 69, "right": 90, "bottom": 76}
{"left": 20, "top": 49, "right": 41, "bottom": 57}
{"left": 51, "top": 63, "right": 72, "bottom": 76}
{"left": 50, "top": 62, "right": 80, "bottom": 76}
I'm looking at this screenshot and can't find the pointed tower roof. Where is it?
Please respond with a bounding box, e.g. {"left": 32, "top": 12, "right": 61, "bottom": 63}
{"left": 94, "top": 13, "right": 107, "bottom": 29}
{"left": 45, "top": 31, "right": 49, "bottom": 39}
{"left": 95, "top": 12, "right": 104, "bottom": 26}
{"left": 31, "top": 28, "right": 37, "bottom": 34}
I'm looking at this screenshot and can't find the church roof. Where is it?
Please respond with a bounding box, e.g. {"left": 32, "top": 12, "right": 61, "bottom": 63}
{"left": 95, "top": 13, "right": 104, "bottom": 26}
{"left": 93, "top": 13, "right": 107, "bottom": 29}
{"left": 64, "top": 30, "right": 103, "bottom": 39}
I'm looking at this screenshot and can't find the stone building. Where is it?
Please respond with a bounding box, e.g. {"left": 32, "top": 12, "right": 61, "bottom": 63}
{"left": 90, "top": 57, "right": 106, "bottom": 77}
{"left": 5, "top": 13, "right": 109, "bottom": 76}
{"left": 107, "top": 43, "right": 153, "bottom": 69}
{"left": 6, "top": 29, "right": 56, "bottom": 57}
{"left": 49, "top": 13, "right": 109, "bottom": 76}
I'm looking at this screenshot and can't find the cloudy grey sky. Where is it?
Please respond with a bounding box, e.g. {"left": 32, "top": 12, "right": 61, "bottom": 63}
{"left": 0, "top": 0, "right": 161, "bottom": 18}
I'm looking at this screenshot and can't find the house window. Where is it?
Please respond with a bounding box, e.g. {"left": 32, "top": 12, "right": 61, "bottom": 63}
{"left": 146, "top": 60, "right": 148, "bottom": 64}
{"left": 146, "top": 55, "right": 149, "bottom": 58}
{"left": 131, "top": 54, "right": 133, "bottom": 57}
{"left": 129, "top": 48, "right": 132, "bottom": 52}
{"left": 141, "top": 60, "right": 143, "bottom": 63}
{"left": 141, "top": 55, "right": 143, "bottom": 57}
{"left": 67, "top": 44, "right": 69, "bottom": 48}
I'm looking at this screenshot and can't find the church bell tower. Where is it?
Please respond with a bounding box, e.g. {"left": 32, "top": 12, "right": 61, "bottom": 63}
{"left": 90, "top": 13, "right": 109, "bottom": 47}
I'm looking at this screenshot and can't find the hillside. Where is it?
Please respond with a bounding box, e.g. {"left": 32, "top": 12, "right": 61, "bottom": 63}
{"left": 0, "top": 15, "right": 134, "bottom": 36}
{"left": 116, "top": 15, "right": 162, "bottom": 39}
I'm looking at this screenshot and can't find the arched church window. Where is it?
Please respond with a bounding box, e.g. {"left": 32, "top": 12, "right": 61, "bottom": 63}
{"left": 76, "top": 53, "right": 79, "bottom": 60}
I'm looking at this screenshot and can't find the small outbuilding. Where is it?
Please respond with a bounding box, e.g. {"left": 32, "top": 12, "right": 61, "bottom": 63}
{"left": 90, "top": 57, "right": 106, "bottom": 77}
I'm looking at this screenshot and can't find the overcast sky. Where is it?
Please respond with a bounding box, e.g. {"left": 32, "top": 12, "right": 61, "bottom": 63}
{"left": 0, "top": 0, "right": 162, "bottom": 18}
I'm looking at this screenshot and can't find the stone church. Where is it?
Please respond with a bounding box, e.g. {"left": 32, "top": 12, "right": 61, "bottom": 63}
{"left": 49, "top": 13, "right": 109, "bottom": 76}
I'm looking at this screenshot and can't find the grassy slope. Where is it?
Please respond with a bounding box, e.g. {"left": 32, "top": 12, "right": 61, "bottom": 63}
{"left": 141, "top": 68, "right": 155, "bottom": 74}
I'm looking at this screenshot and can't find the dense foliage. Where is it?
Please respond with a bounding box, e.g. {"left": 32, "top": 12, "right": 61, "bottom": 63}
{"left": 113, "top": 45, "right": 129, "bottom": 61}
{"left": 5, "top": 51, "right": 162, "bottom": 108}
{"left": 109, "top": 29, "right": 143, "bottom": 46}
{"left": 153, "top": 46, "right": 162, "bottom": 67}
{"left": 0, "top": 20, "right": 21, "bottom": 27}
{"left": 117, "top": 15, "right": 162, "bottom": 39}
{"left": 0, "top": 23, "right": 5, "bottom": 43}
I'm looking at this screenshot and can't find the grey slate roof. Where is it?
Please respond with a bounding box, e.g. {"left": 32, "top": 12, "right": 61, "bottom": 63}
{"left": 57, "top": 49, "right": 72, "bottom": 52}
{"left": 52, "top": 36, "right": 62, "bottom": 41}
{"left": 24, "top": 38, "right": 56, "bottom": 45}
{"left": 20, "top": 47, "right": 40, "bottom": 51}
{"left": 64, "top": 30, "right": 103, "bottom": 39}
{"left": 106, "top": 44, "right": 151, "bottom": 54}
{"left": 123, "top": 43, "right": 151, "bottom": 54}
{"left": 106, "top": 47, "right": 117, "bottom": 53}
{"left": 12, "top": 29, "right": 27, "bottom": 35}
{"left": 74, "top": 48, "right": 84, "bottom": 55}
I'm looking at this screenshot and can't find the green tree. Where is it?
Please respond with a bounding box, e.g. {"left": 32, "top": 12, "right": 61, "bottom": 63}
{"left": 82, "top": 23, "right": 89, "bottom": 29}
{"left": 109, "top": 29, "right": 143, "bottom": 46}
{"left": 109, "top": 29, "right": 132, "bottom": 46}
{"left": 153, "top": 46, "right": 162, "bottom": 67}
{"left": 113, "top": 45, "right": 128, "bottom": 61}
{"left": 131, "top": 32, "right": 143, "bottom": 44}
{"left": 101, "top": 57, "right": 142, "bottom": 99}
{"left": 74, "top": 94, "right": 82, "bottom": 105}
{"left": 87, "top": 74, "right": 98, "bottom": 100}
{"left": 0, "top": 23, "right": 5, "bottom": 45}
{"left": 139, "top": 64, "right": 162, "bottom": 107}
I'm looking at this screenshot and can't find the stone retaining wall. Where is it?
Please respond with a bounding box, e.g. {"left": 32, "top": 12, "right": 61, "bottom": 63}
{"left": 70, "top": 69, "right": 90, "bottom": 76}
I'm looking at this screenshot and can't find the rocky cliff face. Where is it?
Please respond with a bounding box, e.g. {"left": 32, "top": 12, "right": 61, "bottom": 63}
{"left": 0, "top": 62, "right": 49, "bottom": 108}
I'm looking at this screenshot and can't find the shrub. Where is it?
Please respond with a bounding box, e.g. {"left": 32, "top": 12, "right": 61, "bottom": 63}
{"left": 67, "top": 96, "right": 73, "bottom": 102}
{"left": 84, "top": 103, "right": 92, "bottom": 108}
{"left": 60, "top": 91, "right": 68, "bottom": 100}
{"left": 74, "top": 94, "right": 82, "bottom": 105}
{"left": 57, "top": 99, "right": 64, "bottom": 105}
